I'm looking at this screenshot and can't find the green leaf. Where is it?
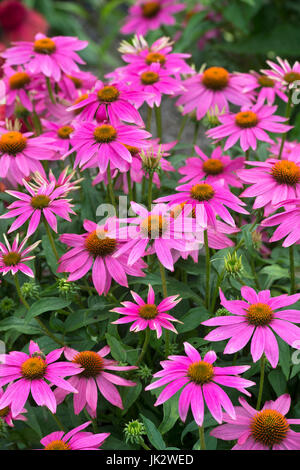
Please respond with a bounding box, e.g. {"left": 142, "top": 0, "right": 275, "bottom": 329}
{"left": 0, "top": 317, "right": 42, "bottom": 334}
{"left": 121, "top": 382, "right": 142, "bottom": 415}
{"left": 140, "top": 414, "right": 166, "bottom": 450}
{"left": 64, "top": 310, "right": 109, "bottom": 333}
{"left": 105, "top": 333, "right": 127, "bottom": 362}
{"left": 278, "top": 336, "right": 291, "bottom": 380}
{"left": 177, "top": 306, "right": 209, "bottom": 334}
{"left": 268, "top": 369, "right": 287, "bottom": 396}
{"left": 159, "top": 392, "right": 179, "bottom": 435}
{"left": 25, "top": 297, "right": 71, "bottom": 323}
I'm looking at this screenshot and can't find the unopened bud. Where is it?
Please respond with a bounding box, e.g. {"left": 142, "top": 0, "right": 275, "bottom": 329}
{"left": 224, "top": 251, "right": 243, "bottom": 276}
{"left": 124, "top": 420, "right": 146, "bottom": 444}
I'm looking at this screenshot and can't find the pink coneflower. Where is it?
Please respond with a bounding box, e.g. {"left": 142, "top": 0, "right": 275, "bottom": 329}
{"left": 54, "top": 346, "right": 137, "bottom": 417}
{"left": 238, "top": 157, "right": 300, "bottom": 216}
{"left": 66, "top": 120, "right": 151, "bottom": 174}
{"left": 237, "top": 70, "right": 288, "bottom": 105}
{"left": 269, "top": 139, "right": 300, "bottom": 160}
{"left": 114, "top": 202, "right": 195, "bottom": 271}
{"left": 211, "top": 394, "right": 300, "bottom": 450}
{"left": 122, "top": 62, "right": 184, "bottom": 108}
{"left": 30, "top": 168, "right": 82, "bottom": 197}
{"left": 1, "top": 65, "right": 33, "bottom": 114}
{"left": 2, "top": 33, "right": 88, "bottom": 81}
{"left": 121, "top": 0, "right": 185, "bottom": 36}
{"left": 178, "top": 145, "right": 244, "bottom": 188}
{"left": 58, "top": 70, "right": 97, "bottom": 101}
{"left": 203, "top": 287, "right": 300, "bottom": 368}
{"left": 40, "top": 421, "right": 110, "bottom": 450}
{"left": 119, "top": 35, "right": 194, "bottom": 78}
{"left": 176, "top": 66, "right": 251, "bottom": 120}
{"left": 0, "top": 340, "right": 82, "bottom": 416}
{"left": 207, "top": 102, "right": 292, "bottom": 152}
{"left": 1, "top": 178, "right": 75, "bottom": 237}
{"left": 0, "top": 386, "right": 27, "bottom": 427}
{"left": 170, "top": 203, "right": 239, "bottom": 262}
{"left": 57, "top": 219, "right": 147, "bottom": 296}
{"left": 0, "top": 125, "right": 57, "bottom": 184}
{"left": 0, "top": 233, "right": 40, "bottom": 277}
{"left": 261, "top": 199, "right": 300, "bottom": 247}
{"left": 262, "top": 57, "right": 300, "bottom": 91}
{"left": 68, "top": 80, "right": 145, "bottom": 125}
{"left": 145, "top": 342, "right": 255, "bottom": 426}
{"left": 42, "top": 120, "right": 75, "bottom": 156}
{"left": 111, "top": 284, "right": 181, "bottom": 338}
{"left": 155, "top": 180, "right": 248, "bottom": 228}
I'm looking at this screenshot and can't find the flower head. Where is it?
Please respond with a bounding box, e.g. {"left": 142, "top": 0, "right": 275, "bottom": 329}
{"left": 68, "top": 80, "right": 145, "bottom": 125}
{"left": 203, "top": 287, "right": 300, "bottom": 368}
{"left": 0, "top": 124, "right": 57, "bottom": 185}
{"left": 237, "top": 70, "right": 288, "bottom": 105}
{"left": 117, "top": 35, "right": 193, "bottom": 79}
{"left": 211, "top": 394, "right": 300, "bottom": 450}
{"left": 0, "top": 233, "right": 40, "bottom": 277}
{"left": 66, "top": 120, "right": 151, "bottom": 174}
{"left": 207, "top": 102, "right": 292, "bottom": 152}
{"left": 176, "top": 66, "right": 252, "bottom": 120}
{"left": 114, "top": 202, "right": 196, "bottom": 271}
{"left": 58, "top": 219, "right": 147, "bottom": 296}
{"left": 145, "top": 342, "right": 254, "bottom": 426}
{"left": 121, "top": 0, "right": 185, "bottom": 36}
{"left": 261, "top": 199, "right": 300, "bottom": 247}
{"left": 1, "top": 178, "right": 75, "bottom": 237}
{"left": 0, "top": 341, "right": 82, "bottom": 416}
{"left": 1, "top": 65, "right": 34, "bottom": 114}
{"left": 2, "top": 33, "right": 88, "bottom": 81}
{"left": 54, "top": 345, "right": 137, "bottom": 417}
{"left": 155, "top": 180, "right": 248, "bottom": 228}
{"left": 121, "top": 62, "right": 184, "bottom": 108}
{"left": 111, "top": 284, "right": 181, "bottom": 338}
{"left": 238, "top": 157, "right": 300, "bottom": 216}
{"left": 178, "top": 145, "right": 244, "bottom": 188}
{"left": 40, "top": 421, "right": 110, "bottom": 450}
{"left": 0, "top": 386, "right": 27, "bottom": 427}
{"left": 262, "top": 57, "right": 300, "bottom": 90}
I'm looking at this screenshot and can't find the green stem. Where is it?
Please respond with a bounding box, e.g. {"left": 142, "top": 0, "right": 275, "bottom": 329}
{"left": 278, "top": 89, "right": 293, "bottom": 160}
{"left": 50, "top": 411, "right": 65, "bottom": 432}
{"left": 289, "top": 245, "right": 296, "bottom": 294}
{"left": 210, "top": 267, "right": 225, "bottom": 313}
{"left": 139, "top": 438, "right": 151, "bottom": 450}
{"left": 176, "top": 114, "right": 188, "bottom": 142}
{"left": 14, "top": 274, "right": 65, "bottom": 347}
{"left": 107, "top": 162, "right": 116, "bottom": 209}
{"left": 250, "top": 257, "right": 260, "bottom": 290}
{"left": 204, "top": 230, "right": 211, "bottom": 310}
{"left": 256, "top": 355, "right": 266, "bottom": 410}
{"left": 147, "top": 172, "right": 154, "bottom": 211}
{"left": 154, "top": 104, "right": 162, "bottom": 142}
{"left": 46, "top": 76, "right": 56, "bottom": 104}
{"left": 159, "top": 261, "right": 170, "bottom": 356}
{"left": 193, "top": 121, "right": 200, "bottom": 147}
{"left": 43, "top": 218, "right": 59, "bottom": 261}
{"left": 126, "top": 171, "right": 133, "bottom": 203}
{"left": 198, "top": 425, "right": 206, "bottom": 450}
{"left": 136, "top": 328, "right": 150, "bottom": 366}
{"left": 146, "top": 106, "right": 152, "bottom": 132}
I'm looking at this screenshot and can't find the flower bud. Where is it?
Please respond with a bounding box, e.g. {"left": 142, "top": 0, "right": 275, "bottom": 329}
{"left": 124, "top": 419, "right": 146, "bottom": 444}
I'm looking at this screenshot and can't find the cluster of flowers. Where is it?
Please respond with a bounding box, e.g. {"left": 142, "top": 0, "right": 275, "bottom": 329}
{"left": 0, "top": 0, "right": 300, "bottom": 451}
